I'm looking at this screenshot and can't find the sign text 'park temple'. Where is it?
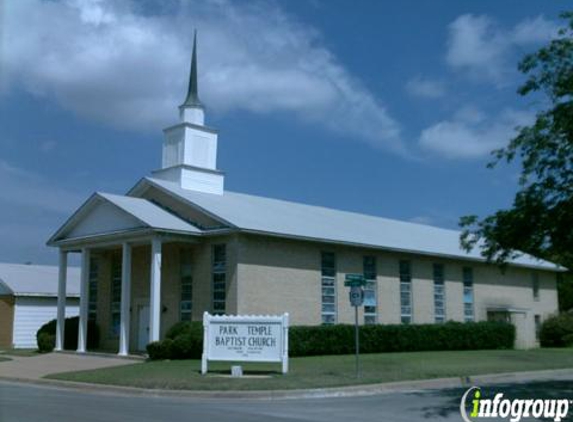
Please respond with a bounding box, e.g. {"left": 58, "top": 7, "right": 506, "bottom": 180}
{"left": 201, "top": 313, "right": 289, "bottom": 374}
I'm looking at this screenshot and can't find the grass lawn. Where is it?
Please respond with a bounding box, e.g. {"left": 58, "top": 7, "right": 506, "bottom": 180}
{"left": 0, "top": 349, "right": 38, "bottom": 357}
{"left": 48, "top": 349, "right": 573, "bottom": 391}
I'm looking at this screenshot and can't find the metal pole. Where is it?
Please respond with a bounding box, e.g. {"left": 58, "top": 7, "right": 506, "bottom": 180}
{"left": 355, "top": 305, "right": 360, "bottom": 378}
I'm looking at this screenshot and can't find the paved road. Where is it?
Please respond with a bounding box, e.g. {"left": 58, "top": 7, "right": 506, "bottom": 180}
{"left": 1, "top": 380, "right": 572, "bottom": 422}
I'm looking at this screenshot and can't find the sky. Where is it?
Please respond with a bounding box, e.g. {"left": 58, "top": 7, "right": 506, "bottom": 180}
{"left": 0, "top": 0, "right": 567, "bottom": 265}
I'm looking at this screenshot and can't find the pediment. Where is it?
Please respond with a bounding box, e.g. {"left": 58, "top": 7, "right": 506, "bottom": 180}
{"left": 66, "top": 200, "right": 143, "bottom": 238}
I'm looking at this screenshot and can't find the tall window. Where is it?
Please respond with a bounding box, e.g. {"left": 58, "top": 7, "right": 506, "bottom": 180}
{"left": 363, "top": 256, "right": 377, "bottom": 325}
{"left": 110, "top": 256, "right": 121, "bottom": 337}
{"left": 433, "top": 263, "right": 446, "bottom": 323}
{"left": 321, "top": 252, "right": 336, "bottom": 324}
{"left": 399, "top": 260, "right": 412, "bottom": 324}
{"left": 88, "top": 257, "right": 98, "bottom": 322}
{"left": 212, "top": 244, "right": 226, "bottom": 315}
{"left": 534, "top": 314, "right": 541, "bottom": 340}
{"left": 180, "top": 249, "right": 193, "bottom": 321}
{"left": 532, "top": 272, "right": 540, "bottom": 301}
{"left": 463, "top": 267, "right": 474, "bottom": 322}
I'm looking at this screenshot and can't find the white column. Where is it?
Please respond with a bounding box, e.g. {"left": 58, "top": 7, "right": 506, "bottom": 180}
{"left": 77, "top": 248, "right": 90, "bottom": 353}
{"left": 55, "top": 250, "right": 68, "bottom": 351}
{"left": 149, "top": 237, "right": 162, "bottom": 343}
{"left": 118, "top": 242, "right": 132, "bottom": 356}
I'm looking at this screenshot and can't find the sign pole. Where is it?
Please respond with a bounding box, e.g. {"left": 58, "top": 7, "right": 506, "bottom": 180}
{"left": 354, "top": 304, "right": 360, "bottom": 378}
{"left": 345, "top": 273, "right": 365, "bottom": 379}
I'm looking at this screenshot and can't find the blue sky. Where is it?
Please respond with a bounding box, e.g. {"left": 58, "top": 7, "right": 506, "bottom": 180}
{"left": 0, "top": 0, "right": 567, "bottom": 265}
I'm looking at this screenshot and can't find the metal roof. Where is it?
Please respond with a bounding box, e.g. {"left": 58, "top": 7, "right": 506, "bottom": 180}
{"left": 0, "top": 263, "right": 80, "bottom": 297}
{"left": 140, "top": 177, "right": 562, "bottom": 271}
{"left": 99, "top": 193, "right": 202, "bottom": 234}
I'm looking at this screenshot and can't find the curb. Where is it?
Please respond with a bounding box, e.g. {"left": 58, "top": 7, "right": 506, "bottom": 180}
{"left": 1, "top": 368, "right": 572, "bottom": 401}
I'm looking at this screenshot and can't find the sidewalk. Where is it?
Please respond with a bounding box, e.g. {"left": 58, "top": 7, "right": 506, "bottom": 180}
{"left": 0, "top": 352, "right": 138, "bottom": 380}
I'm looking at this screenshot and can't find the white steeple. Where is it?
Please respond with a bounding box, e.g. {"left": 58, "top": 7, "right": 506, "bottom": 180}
{"left": 152, "top": 31, "right": 225, "bottom": 195}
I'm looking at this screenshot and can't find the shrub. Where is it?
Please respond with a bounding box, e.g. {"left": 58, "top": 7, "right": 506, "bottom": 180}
{"left": 36, "top": 316, "right": 100, "bottom": 351}
{"left": 147, "top": 320, "right": 514, "bottom": 360}
{"left": 563, "top": 334, "right": 573, "bottom": 347}
{"left": 37, "top": 332, "right": 55, "bottom": 353}
{"left": 166, "top": 321, "right": 202, "bottom": 340}
{"left": 147, "top": 321, "right": 203, "bottom": 360}
{"left": 289, "top": 321, "right": 514, "bottom": 357}
{"left": 147, "top": 339, "right": 174, "bottom": 360}
{"left": 540, "top": 313, "right": 573, "bottom": 347}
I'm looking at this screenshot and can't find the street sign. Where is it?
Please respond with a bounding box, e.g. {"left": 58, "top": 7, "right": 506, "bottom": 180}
{"left": 344, "top": 273, "right": 367, "bottom": 287}
{"left": 349, "top": 286, "right": 364, "bottom": 307}
{"left": 344, "top": 274, "right": 365, "bottom": 379}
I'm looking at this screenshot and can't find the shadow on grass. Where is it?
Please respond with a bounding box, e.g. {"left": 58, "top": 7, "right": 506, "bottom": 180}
{"left": 415, "top": 381, "right": 573, "bottom": 420}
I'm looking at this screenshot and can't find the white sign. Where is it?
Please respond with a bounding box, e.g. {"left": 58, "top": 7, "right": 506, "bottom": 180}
{"left": 202, "top": 312, "right": 289, "bottom": 374}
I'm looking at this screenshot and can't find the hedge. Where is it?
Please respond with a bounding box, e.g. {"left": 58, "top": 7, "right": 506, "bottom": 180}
{"left": 289, "top": 321, "right": 515, "bottom": 357}
{"left": 147, "top": 320, "right": 514, "bottom": 360}
{"left": 540, "top": 313, "right": 573, "bottom": 347}
{"left": 37, "top": 316, "right": 100, "bottom": 352}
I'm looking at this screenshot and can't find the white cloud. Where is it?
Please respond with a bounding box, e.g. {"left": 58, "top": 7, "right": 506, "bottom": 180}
{"left": 512, "top": 15, "right": 560, "bottom": 44}
{"left": 405, "top": 76, "right": 445, "bottom": 98}
{"left": 418, "top": 107, "right": 533, "bottom": 159}
{"left": 446, "top": 14, "right": 558, "bottom": 85}
{"left": 2, "top": 0, "right": 404, "bottom": 153}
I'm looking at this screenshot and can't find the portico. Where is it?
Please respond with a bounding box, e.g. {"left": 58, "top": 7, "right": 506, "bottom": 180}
{"left": 48, "top": 192, "right": 205, "bottom": 355}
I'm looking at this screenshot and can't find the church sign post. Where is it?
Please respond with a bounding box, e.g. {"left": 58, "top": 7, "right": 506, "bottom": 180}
{"left": 202, "top": 312, "right": 289, "bottom": 375}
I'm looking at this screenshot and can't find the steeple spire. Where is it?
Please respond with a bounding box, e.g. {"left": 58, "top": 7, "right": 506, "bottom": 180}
{"left": 182, "top": 30, "right": 203, "bottom": 109}
{"left": 156, "top": 29, "right": 224, "bottom": 194}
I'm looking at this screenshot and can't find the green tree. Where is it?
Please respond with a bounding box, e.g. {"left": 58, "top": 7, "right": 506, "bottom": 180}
{"left": 460, "top": 12, "right": 573, "bottom": 310}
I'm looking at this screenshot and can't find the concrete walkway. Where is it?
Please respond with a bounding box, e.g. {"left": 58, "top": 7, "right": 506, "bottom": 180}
{"left": 0, "top": 353, "right": 138, "bottom": 380}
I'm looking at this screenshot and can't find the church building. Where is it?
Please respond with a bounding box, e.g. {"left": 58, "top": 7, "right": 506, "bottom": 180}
{"left": 48, "top": 35, "right": 563, "bottom": 355}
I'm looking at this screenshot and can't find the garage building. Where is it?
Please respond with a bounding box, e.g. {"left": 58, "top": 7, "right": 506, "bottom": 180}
{"left": 0, "top": 263, "right": 80, "bottom": 349}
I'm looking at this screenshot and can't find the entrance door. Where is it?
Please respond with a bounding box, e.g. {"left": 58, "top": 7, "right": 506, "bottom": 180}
{"left": 138, "top": 305, "right": 150, "bottom": 351}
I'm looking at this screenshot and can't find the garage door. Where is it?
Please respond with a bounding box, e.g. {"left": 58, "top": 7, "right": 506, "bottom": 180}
{"left": 13, "top": 297, "right": 79, "bottom": 349}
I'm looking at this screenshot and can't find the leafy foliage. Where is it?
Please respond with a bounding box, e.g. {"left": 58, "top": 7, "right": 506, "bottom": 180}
{"left": 460, "top": 12, "right": 573, "bottom": 273}
{"left": 37, "top": 332, "right": 55, "bottom": 353}
{"left": 540, "top": 312, "right": 573, "bottom": 347}
{"left": 36, "top": 316, "right": 100, "bottom": 351}
{"left": 289, "top": 321, "right": 515, "bottom": 356}
{"left": 558, "top": 273, "right": 573, "bottom": 311}
{"left": 147, "top": 321, "right": 203, "bottom": 360}
{"left": 147, "top": 321, "right": 515, "bottom": 360}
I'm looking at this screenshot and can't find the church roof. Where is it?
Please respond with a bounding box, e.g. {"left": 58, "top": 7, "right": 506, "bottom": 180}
{"left": 47, "top": 192, "right": 202, "bottom": 245}
{"left": 130, "top": 177, "right": 563, "bottom": 272}
{"left": 98, "top": 193, "right": 202, "bottom": 234}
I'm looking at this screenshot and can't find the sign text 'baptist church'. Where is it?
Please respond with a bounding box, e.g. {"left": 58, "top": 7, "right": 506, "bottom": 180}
{"left": 202, "top": 313, "right": 289, "bottom": 374}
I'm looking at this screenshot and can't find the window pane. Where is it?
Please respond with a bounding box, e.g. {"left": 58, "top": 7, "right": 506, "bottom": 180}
{"left": 322, "top": 295, "right": 335, "bottom": 303}
{"left": 322, "top": 314, "right": 335, "bottom": 324}
{"left": 321, "top": 252, "right": 337, "bottom": 324}
{"left": 212, "top": 245, "right": 226, "bottom": 314}
{"left": 364, "top": 290, "right": 376, "bottom": 306}
{"left": 322, "top": 304, "right": 335, "bottom": 312}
